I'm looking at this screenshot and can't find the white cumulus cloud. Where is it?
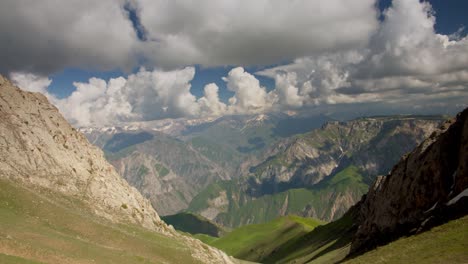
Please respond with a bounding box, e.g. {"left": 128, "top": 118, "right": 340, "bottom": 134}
{"left": 12, "top": 67, "right": 277, "bottom": 127}
{"left": 223, "top": 67, "right": 273, "bottom": 114}
{"left": 10, "top": 72, "right": 52, "bottom": 94}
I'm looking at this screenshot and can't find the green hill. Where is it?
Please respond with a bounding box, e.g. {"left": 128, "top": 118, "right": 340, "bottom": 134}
{"left": 198, "top": 215, "right": 324, "bottom": 262}
{"left": 0, "top": 178, "right": 206, "bottom": 263}
{"left": 162, "top": 212, "right": 226, "bottom": 237}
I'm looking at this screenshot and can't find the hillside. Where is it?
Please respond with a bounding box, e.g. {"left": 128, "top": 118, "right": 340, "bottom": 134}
{"left": 187, "top": 116, "right": 444, "bottom": 227}
{"left": 199, "top": 215, "right": 324, "bottom": 262}
{"left": 162, "top": 212, "right": 226, "bottom": 237}
{"left": 0, "top": 75, "right": 233, "bottom": 263}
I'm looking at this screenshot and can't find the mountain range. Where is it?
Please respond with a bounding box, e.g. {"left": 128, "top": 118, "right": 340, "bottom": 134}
{"left": 198, "top": 115, "right": 444, "bottom": 227}
{"left": 81, "top": 110, "right": 447, "bottom": 230}
{"left": 80, "top": 112, "right": 332, "bottom": 215}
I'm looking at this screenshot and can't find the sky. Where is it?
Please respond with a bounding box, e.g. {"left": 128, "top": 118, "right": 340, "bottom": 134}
{"left": 1, "top": 0, "right": 467, "bottom": 127}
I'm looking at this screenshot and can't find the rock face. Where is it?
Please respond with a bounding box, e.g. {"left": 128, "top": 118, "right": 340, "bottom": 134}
{"left": 350, "top": 108, "right": 468, "bottom": 254}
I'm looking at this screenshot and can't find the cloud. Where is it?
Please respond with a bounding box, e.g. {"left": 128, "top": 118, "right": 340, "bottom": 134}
{"left": 257, "top": 0, "right": 468, "bottom": 114}
{"left": 53, "top": 67, "right": 203, "bottom": 126}
{"left": 55, "top": 77, "right": 133, "bottom": 127}
{"left": 197, "top": 83, "right": 227, "bottom": 117}
{"left": 6, "top": 0, "right": 468, "bottom": 125}
{"left": 356, "top": 0, "right": 468, "bottom": 78}
{"left": 12, "top": 67, "right": 274, "bottom": 127}
{"left": 0, "top": 0, "right": 138, "bottom": 75}
{"left": 134, "top": 0, "right": 378, "bottom": 68}
{"left": 258, "top": 52, "right": 363, "bottom": 106}
{"left": 223, "top": 67, "right": 273, "bottom": 114}
{"left": 10, "top": 72, "right": 52, "bottom": 94}
{"left": 0, "top": 0, "right": 378, "bottom": 75}
{"left": 272, "top": 72, "right": 303, "bottom": 108}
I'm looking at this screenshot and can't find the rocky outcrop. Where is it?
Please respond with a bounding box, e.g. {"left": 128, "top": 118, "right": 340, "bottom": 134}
{"left": 0, "top": 75, "right": 235, "bottom": 264}
{"left": 350, "top": 108, "right": 468, "bottom": 255}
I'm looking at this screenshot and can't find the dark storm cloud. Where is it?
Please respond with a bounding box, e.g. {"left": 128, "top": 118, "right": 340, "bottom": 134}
{"left": 0, "top": 0, "right": 378, "bottom": 75}
{"left": 0, "top": 0, "right": 139, "bottom": 75}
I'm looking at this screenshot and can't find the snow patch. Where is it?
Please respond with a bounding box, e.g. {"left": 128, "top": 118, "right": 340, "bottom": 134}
{"left": 448, "top": 171, "right": 458, "bottom": 197}
{"left": 447, "top": 188, "right": 468, "bottom": 206}
{"left": 424, "top": 202, "right": 438, "bottom": 213}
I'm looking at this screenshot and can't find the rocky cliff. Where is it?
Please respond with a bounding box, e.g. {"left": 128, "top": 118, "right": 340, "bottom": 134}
{"left": 0, "top": 75, "right": 234, "bottom": 263}
{"left": 350, "top": 108, "right": 468, "bottom": 255}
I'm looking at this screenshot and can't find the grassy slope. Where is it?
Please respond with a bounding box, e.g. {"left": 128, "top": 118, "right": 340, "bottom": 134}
{"left": 162, "top": 212, "right": 226, "bottom": 237}
{"left": 200, "top": 215, "right": 323, "bottom": 262}
{"left": 0, "top": 253, "right": 42, "bottom": 264}
{"left": 0, "top": 178, "right": 203, "bottom": 264}
{"left": 344, "top": 215, "right": 468, "bottom": 264}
